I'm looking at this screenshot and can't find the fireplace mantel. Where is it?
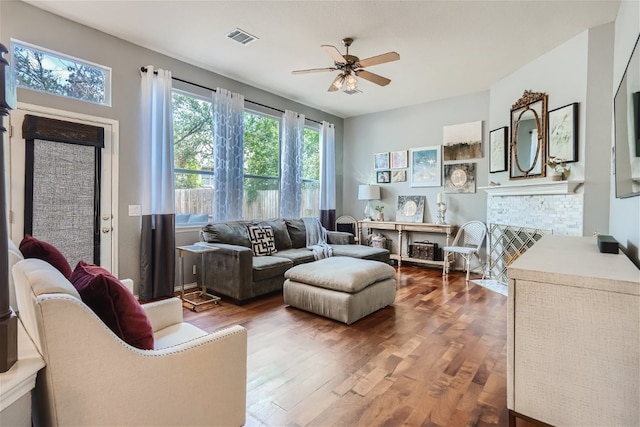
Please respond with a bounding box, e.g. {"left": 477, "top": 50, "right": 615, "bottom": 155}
{"left": 479, "top": 180, "right": 583, "bottom": 197}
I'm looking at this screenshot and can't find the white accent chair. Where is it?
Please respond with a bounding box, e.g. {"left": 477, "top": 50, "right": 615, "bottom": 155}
{"left": 12, "top": 258, "right": 247, "bottom": 426}
{"left": 335, "top": 215, "right": 359, "bottom": 243}
{"left": 442, "top": 220, "right": 487, "bottom": 281}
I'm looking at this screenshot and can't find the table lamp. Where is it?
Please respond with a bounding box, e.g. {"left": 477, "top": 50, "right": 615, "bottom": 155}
{"left": 358, "top": 184, "right": 380, "bottom": 220}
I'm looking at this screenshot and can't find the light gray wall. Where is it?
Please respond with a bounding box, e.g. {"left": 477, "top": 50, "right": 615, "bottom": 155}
{"left": 343, "top": 91, "right": 490, "bottom": 251}
{"left": 611, "top": 0, "right": 640, "bottom": 266}
{"left": 1, "top": 1, "right": 344, "bottom": 289}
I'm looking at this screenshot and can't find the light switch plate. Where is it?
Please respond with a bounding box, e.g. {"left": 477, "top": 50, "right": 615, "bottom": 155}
{"left": 128, "top": 205, "right": 141, "bottom": 217}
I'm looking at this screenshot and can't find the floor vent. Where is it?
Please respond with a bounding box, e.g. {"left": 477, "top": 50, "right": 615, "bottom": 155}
{"left": 226, "top": 28, "right": 258, "bottom": 45}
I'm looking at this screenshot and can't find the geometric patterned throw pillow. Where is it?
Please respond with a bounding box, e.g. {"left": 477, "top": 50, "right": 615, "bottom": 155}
{"left": 247, "top": 225, "right": 277, "bottom": 256}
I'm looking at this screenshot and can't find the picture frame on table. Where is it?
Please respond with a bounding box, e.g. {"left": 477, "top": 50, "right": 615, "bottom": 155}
{"left": 547, "top": 102, "right": 579, "bottom": 162}
{"left": 374, "top": 152, "right": 390, "bottom": 170}
{"left": 410, "top": 146, "right": 442, "bottom": 187}
{"left": 489, "top": 126, "right": 508, "bottom": 173}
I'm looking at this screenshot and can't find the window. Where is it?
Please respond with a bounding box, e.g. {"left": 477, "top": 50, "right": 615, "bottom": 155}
{"left": 172, "top": 90, "right": 214, "bottom": 226}
{"left": 172, "top": 88, "right": 321, "bottom": 225}
{"left": 243, "top": 111, "right": 280, "bottom": 220}
{"left": 12, "top": 40, "right": 111, "bottom": 106}
{"left": 302, "top": 126, "right": 320, "bottom": 217}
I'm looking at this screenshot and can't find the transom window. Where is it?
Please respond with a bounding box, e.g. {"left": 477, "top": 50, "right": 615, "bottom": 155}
{"left": 11, "top": 40, "right": 112, "bottom": 106}
{"left": 172, "top": 89, "right": 320, "bottom": 226}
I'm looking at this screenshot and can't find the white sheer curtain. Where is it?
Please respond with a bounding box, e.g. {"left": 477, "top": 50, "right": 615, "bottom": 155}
{"left": 212, "top": 88, "right": 245, "bottom": 222}
{"left": 319, "top": 121, "right": 336, "bottom": 229}
{"left": 280, "top": 110, "right": 305, "bottom": 218}
{"left": 139, "top": 66, "right": 175, "bottom": 300}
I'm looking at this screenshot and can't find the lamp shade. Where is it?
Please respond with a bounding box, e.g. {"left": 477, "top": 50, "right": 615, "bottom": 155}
{"left": 358, "top": 184, "right": 380, "bottom": 200}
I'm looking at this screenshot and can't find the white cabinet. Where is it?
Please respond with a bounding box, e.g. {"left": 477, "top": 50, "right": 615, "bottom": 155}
{"left": 507, "top": 235, "right": 639, "bottom": 427}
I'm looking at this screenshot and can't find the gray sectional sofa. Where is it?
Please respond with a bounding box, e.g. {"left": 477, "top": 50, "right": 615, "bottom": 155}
{"left": 196, "top": 218, "right": 390, "bottom": 304}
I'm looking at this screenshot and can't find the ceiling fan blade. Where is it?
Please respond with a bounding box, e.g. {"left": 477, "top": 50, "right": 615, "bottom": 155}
{"left": 328, "top": 74, "right": 345, "bottom": 92}
{"left": 292, "top": 67, "right": 337, "bottom": 74}
{"left": 322, "top": 45, "right": 347, "bottom": 64}
{"left": 355, "top": 69, "right": 391, "bottom": 86}
{"left": 357, "top": 52, "right": 400, "bottom": 68}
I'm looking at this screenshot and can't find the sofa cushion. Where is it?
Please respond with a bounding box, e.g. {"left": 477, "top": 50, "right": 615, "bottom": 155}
{"left": 247, "top": 225, "right": 277, "bottom": 256}
{"left": 285, "top": 219, "right": 307, "bottom": 248}
{"left": 70, "top": 261, "right": 154, "bottom": 350}
{"left": 252, "top": 256, "right": 293, "bottom": 282}
{"left": 330, "top": 244, "right": 390, "bottom": 262}
{"left": 201, "top": 221, "right": 252, "bottom": 248}
{"left": 19, "top": 234, "right": 72, "bottom": 279}
{"left": 255, "top": 219, "right": 292, "bottom": 250}
{"left": 274, "top": 248, "right": 315, "bottom": 265}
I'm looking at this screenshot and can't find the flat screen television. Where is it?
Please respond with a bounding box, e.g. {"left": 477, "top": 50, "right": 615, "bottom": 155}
{"left": 614, "top": 32, "right": 640, "bottom": 199}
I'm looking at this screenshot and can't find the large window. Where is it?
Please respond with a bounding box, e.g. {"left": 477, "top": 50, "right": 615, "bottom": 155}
{"left": 172, "top": 89, "right": 320, "bottom": 226}
{"left": 12, "top": 40, "right": 111, "bottom": 106}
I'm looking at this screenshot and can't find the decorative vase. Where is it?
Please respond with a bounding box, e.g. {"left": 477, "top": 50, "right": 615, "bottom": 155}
{"left": 551, "top": 173, "right": 562, "bottom": 181}
{"left": 376, "top": 212, "right": 384, "bottom": 221}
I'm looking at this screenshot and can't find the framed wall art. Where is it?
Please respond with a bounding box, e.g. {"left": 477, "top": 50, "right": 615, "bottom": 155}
{"left": 548, "top": 102, "right": 578, "bottom": 162}
{"left": 376, "top": 170, "right": 391, "bottom": 183}
{"left": 374, "top": 152, "right": 390, "bottom": 170}
{"left": 443, "top": 120, "right": 483, "bottom": 161}
{"left": 489, "top": 126, "right": 508, "bottom": 173}
{"left": 396, "top": 195, "right": 425, "bottom": 223}
{"left": 390, "top": 150, "right": 408, "bottom": 169}
{"left": 391, "top": 170, "right": 407, "bottom": 183}
{"left": 444, "top": 162, "right": 476, "bottom": 194}
{"left": 410, "top": 146, "right": 442, "bottom": 187}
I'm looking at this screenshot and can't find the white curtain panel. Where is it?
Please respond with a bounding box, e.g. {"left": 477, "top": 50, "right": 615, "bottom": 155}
{"left": 212, "top": 88, "right": 245, "bottom": 222}
{"left": 139, "top": 66, "right": 175, "bottom": 300}
{"left": 280, "top": 110, "right": 305, "bottom": 218}
{"left": 140, "top": 66, "right": 175, "bottom": 215}
{"left": 319, "top": 121, "right": 336, "bottom": 229}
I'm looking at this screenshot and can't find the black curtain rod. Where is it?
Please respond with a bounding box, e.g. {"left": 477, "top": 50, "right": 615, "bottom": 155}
{"left": 140, "top": 66, "right": 323, "bottom": 125}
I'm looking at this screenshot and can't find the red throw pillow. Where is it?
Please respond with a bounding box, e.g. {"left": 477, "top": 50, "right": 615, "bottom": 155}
{"left": 70, "top": 261, "right": 154, "bottom": 350}
{"left": 19, "top": 235, "right": 72, "bottom": 279}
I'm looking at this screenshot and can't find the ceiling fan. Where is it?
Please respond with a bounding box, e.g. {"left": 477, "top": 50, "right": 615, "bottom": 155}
{"left": 292, "top": 37, "right": 400, "bottom": 93}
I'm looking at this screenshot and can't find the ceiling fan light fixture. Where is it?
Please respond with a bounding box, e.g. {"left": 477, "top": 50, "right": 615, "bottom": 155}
{"left": 344, "top": 74, "right": 357, "bottom": 91}
{"left": 331, "top": 74, "right": 346, "bottom": 91}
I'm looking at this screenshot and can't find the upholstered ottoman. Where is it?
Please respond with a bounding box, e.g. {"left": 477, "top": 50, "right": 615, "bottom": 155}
{"left": 283, "top": 256, "right": 396, "bottom": 325}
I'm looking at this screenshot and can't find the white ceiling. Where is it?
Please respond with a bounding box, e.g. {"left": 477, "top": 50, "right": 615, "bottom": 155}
{"left": 24, "top": 0, "right": 620, "bottom": 118}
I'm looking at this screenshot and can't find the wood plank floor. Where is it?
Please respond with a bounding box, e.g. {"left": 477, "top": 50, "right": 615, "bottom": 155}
{"left": 184, "top": 265, "right": 509, "bottom": 427}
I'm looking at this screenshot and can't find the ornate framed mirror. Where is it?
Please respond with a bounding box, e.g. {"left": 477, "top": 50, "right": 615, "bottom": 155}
{"left": 510, "top": 90, "right": 548, "bottom": 179}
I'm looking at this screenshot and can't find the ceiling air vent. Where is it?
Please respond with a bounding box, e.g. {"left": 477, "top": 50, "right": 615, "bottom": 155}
{"left": 226, "top": 28, "right": 258, "bottom": 46}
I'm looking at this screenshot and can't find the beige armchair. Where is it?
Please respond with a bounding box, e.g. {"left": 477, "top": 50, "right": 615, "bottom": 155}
{"left": 12, "top": 258, "right": 247, "bottom": 427}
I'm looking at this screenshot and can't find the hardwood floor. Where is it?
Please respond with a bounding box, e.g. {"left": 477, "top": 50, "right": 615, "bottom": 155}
{"left": 184, "top": 265, "right": 509, "bottom": 427}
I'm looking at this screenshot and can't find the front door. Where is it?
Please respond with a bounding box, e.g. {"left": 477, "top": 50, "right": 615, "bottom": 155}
{"left": 7, "top": 104, "right": 118, "bottom": 274}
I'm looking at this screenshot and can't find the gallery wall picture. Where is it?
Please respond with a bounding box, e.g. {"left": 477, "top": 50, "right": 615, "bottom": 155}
{"left": 444, "top": 162, "right": 476, "bottom": 194}
{"left": 396, "top": 195, "right": 426, "bottom": 222}
{"left": 391, "top": 170, "right": 407, "bottom": 183}
{"left": 390, "top": 150, "right": 408, "bottom": 169}
{"left": 376, "top": 170, "right": 391, "bottom": 183}
{"left": 374, "top": 152, "right": 390, "bottom": 170}
{"left": 489, "top": 126, "right": 508, "bottom": 173}
{"left": 410, "top": 146, "right": 442, "bottom": 187}
{"left": 547, "top": 102, "right": 578, "bottom": 162}
{"left": 443, "top": 120, "right": 483, "bottom": 161}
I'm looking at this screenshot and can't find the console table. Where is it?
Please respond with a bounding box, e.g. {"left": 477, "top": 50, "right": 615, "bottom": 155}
{"left": 507, "top": 235, "right": 639, "bottom": 427}
{"left": 358, "top": 220, "right": 457, "bottom": 267}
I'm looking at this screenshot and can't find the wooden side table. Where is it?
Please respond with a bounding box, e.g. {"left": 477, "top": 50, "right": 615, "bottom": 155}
{"left": 176, "top": 245, "right": 221, "bottom": 311}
